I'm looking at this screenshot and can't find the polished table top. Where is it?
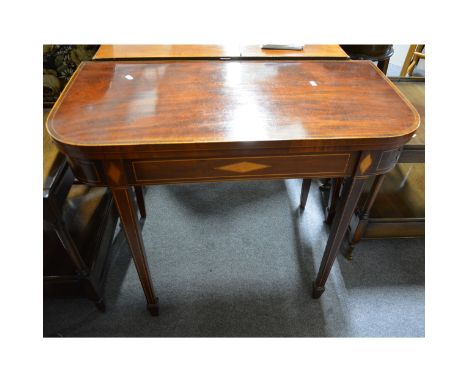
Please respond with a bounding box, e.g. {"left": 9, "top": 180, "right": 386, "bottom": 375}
{"left": 93, "top": 44, "right": 349, "bottom": 60}
{"left": 47, "top": 60, "right": 418, "bottom": 152}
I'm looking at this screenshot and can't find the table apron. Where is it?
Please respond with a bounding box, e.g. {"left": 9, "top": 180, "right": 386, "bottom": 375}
{"left": 67, "top": 148, "right": 403, "bottom": 187}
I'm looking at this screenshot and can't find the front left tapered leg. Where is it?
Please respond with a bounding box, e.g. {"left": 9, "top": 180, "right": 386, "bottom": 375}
{"left": 112, "top": 186, "right": 159, "bottom": 315}
{"left": 313, "top": 176, "right": 367, "bottom": 298}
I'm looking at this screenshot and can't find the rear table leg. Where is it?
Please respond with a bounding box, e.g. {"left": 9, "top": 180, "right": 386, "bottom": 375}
{"left": 134, "top": 186, "right": 146, "bottom": 220}
{"left": 300, "top": 179, "right": 312, "bottom": 209}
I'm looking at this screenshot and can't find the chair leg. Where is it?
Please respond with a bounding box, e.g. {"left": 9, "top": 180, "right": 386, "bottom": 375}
{"left": 400, "top": 44, "right": 417, "bottom": 76}
{"left": 345, "top": 174, "right": 386, "bottom": 260}
{"left": 45, "top": 198, "right": 105, "bottom": 310}
{"left": 82, "top": 279, "right": 106, "bottom": 312}
{"left": 319, "top": 178, "right": 331, "bottom": 191}
{"left": 407, "top": 47, "right": 425, "bottom": 76}
{"left": 300, "top": 179, "right": 312, "bottom": 209}
{"left": 46, "top": 199, "right": 89, "bottom": 276}
{"left": 134, "top": 186, "right": 146, "bottom": 219}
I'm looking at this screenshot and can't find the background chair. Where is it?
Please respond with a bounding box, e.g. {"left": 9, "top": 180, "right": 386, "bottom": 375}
{"left": 400, "top": 44, "right": 425, "bottom": 77}
{"left": 43, "top": 109, "right": 120, "bottom": 310}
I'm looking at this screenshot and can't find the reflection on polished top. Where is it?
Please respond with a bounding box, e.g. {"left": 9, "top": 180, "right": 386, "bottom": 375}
{"left": 47, "top": 60, "right": 419, "bottom": 148}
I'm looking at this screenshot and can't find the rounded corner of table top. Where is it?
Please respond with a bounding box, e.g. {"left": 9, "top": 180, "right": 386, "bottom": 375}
{"left": 45, "top": 111, "right": 69, "bottom": 149}
{"left": 45, "top": 64, "right": 86, "bottom": 148}
{"left": 366, "top": 60, "right": 421, "bottom": 134}
{"left": 408, "top": 106, "right": 421, "bottom": 135}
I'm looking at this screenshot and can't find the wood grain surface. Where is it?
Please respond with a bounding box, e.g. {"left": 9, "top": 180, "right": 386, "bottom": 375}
{"left": 47, "top": 60, "right": 419, "bottom": 151}
{"left": 94, "top": 44, "right": 240, "bottom": 59}
{"left": 93, "top": 44, "right": 348, "bottom": 60}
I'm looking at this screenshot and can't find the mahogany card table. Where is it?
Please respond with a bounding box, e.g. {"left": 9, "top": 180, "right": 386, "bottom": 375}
{"left": 46, "top": 60, "right": 419, "bottom": 315}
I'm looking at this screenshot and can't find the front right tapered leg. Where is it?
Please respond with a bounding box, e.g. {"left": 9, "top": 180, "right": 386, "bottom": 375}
{"left": 313, "top": 176, "right": 368, "bottom": 298}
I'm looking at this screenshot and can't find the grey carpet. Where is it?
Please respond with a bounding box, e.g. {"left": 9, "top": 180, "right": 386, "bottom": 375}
{"left": 43, "top": 179, "right": 424, "bottom": 337}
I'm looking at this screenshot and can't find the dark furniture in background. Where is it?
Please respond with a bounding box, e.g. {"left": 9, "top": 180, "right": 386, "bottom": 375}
{"left": 43, "top": 112, "right": 149, "bottom": 309}
{"left": 43, "top": 110, "right": 119, "bottom": 310}
{"left": 43, "top": 45, "right": 129, "bottom": 310}
{"left": 340, "top": 45, "right": 394, "bottom": 74}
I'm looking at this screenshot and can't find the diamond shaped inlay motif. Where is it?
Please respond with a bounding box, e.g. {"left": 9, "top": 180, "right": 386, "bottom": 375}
{"left": 216, "top": 161, "right": 270, "bottom": 173}
{"left": 107, "top": 162, "right": 122, "bottom": 184}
